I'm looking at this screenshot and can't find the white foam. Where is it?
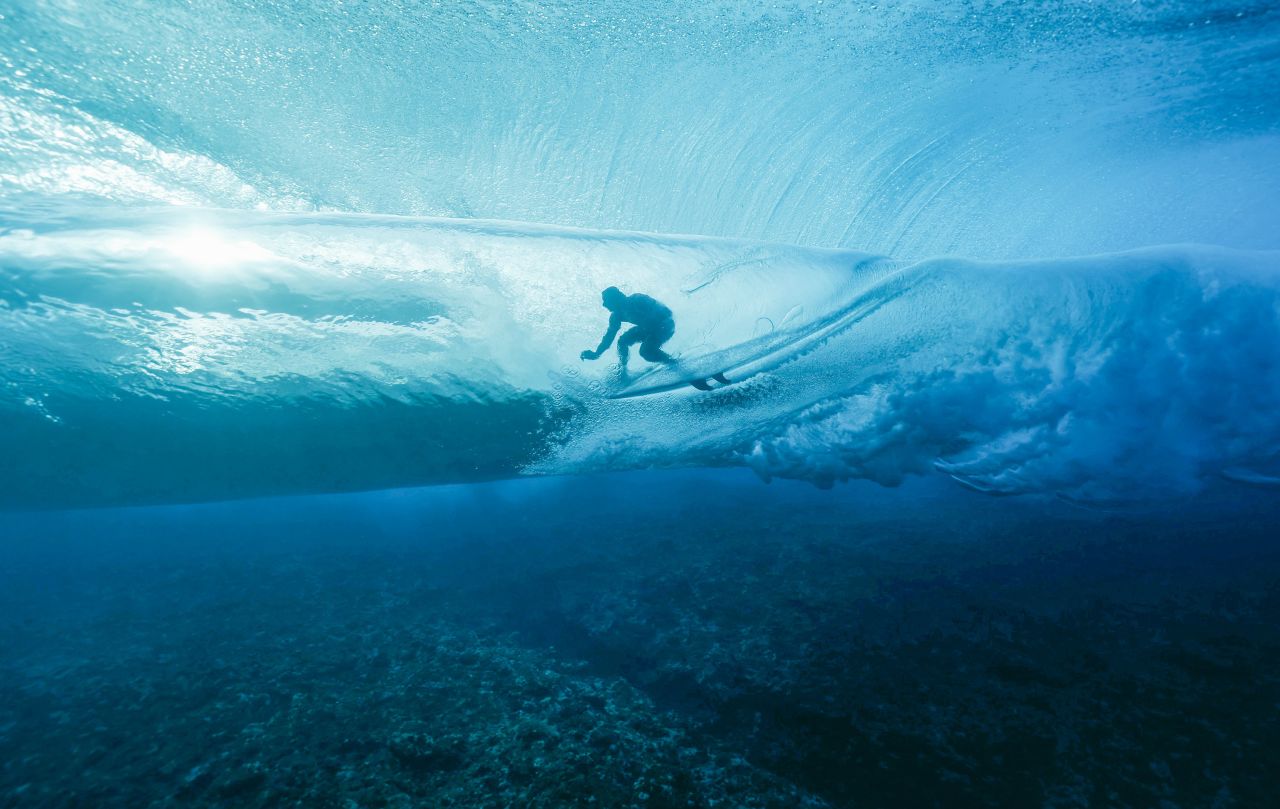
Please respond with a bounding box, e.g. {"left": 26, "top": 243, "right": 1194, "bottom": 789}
{"left": 739, "top": 247, "right": 1280, "bottom": 502}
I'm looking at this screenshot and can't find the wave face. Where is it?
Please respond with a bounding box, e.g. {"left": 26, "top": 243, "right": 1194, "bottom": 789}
{"left": 2, "top": 203, "right": 1278, "bottom": 508}
{"left": 3, "top": 1, "right": 1279, "bottom": 257}
{"left": 2, "top": 2, "right": 1279, "bottom": 508}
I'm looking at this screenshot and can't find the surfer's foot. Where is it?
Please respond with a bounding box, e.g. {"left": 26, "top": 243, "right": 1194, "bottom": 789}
{"left": 711, "top": 372, "right": 731, "bottom": 385}
{"left": 690, "top": 379, "right": 713, "bottom": 391}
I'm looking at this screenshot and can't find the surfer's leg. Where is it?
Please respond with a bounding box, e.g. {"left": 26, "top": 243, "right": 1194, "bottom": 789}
{"left": 639, "top": 342, "right": 675, "bottom": 364}
{"left": 639, "top": 319, "right": 676, "bottom": 364}
{"left": 711, "top": 372, "right": 731, "bottom": 385}
{"left": 617, "top": 326, "right": 644, "bottom": 366}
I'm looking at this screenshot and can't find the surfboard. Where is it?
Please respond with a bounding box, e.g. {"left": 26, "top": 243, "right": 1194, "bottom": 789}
{"left": 605, "top": 346, "right": 758, "bottom": 399}
{"left": 604, "top": 286, "right": 903, "bottom": 399}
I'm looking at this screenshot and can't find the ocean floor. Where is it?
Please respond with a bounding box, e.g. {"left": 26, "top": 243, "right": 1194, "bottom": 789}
{"left": 1, "top": 471, "right": 1278, "bottom": 808}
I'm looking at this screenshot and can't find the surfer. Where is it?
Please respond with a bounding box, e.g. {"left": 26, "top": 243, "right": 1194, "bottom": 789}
{"left": 580, "top": 286, "right": 677, "bottom": 373}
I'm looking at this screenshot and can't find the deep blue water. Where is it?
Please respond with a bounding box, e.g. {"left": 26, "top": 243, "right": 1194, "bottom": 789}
{"left": 2, "top": 1, "right": 1280, "bottom": 806}
{"left": 3, "top": 473, "right": 1280, "bottom": 806}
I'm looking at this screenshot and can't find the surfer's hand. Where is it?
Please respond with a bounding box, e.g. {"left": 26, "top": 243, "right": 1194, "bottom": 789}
{"left": 580, "top": 349, "right": 598, "bottom": 361}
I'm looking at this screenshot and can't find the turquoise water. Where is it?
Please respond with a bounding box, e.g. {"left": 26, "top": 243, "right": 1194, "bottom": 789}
{"left": 2, "top": 1, "right": 1279, "bottom": 806}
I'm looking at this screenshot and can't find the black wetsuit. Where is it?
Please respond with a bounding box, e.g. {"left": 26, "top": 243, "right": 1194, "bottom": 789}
{"left": 590, "top": 293, "right": 676, "bottom": 365}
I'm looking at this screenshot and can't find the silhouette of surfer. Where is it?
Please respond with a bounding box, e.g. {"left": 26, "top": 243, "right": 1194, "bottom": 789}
{"left": 581, "top": 286, "right": 729, "bottom": 390}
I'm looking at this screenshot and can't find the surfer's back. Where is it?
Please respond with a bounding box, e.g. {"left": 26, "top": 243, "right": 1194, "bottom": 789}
{"left": 624, "top": 293, "right": 672, "bottom": 326}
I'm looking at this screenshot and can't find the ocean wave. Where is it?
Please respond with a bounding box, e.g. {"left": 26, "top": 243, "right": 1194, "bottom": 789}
{"left": 2, "top": 203, "right": 1277, "bottom": 507}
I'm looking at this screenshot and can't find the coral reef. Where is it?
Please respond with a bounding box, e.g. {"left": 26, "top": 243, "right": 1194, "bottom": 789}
{"left": 1, "top": 475, "right": 1277, "bottom": 806}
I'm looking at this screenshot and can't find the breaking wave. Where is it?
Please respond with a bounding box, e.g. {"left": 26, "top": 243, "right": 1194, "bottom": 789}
{"left": 2, "top": 1, "right": 1279, "bottom": 508}
{"left": 2, "top": 202, "right": 1277, "bottom": 508}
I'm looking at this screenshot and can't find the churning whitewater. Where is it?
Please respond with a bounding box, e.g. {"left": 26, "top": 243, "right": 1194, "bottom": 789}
{"left": 2, "top": 201, "right": 1278, "bottom": 509}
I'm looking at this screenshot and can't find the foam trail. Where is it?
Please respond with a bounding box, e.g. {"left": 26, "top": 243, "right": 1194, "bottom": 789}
{"left": 3, "top": 202, "right": 1279, "bottom": 509}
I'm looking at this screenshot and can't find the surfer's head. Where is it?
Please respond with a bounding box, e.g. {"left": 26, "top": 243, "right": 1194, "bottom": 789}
{"left": 601, "top": 286, "right": 626, "bottom": 311}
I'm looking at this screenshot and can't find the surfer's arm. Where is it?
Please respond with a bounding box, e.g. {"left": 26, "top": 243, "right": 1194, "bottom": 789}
{"left": 581, "top": 314, "right": 621, "bottom": 360}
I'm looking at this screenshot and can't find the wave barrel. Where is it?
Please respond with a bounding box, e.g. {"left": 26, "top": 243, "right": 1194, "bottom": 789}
{"left": 0, "top": 204, "right": 886, "bottom": 508}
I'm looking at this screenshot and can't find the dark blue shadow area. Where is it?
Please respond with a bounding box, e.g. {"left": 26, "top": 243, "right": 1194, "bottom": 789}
{"left": 2, "top": 470, "right": 1279, "bottom": 807}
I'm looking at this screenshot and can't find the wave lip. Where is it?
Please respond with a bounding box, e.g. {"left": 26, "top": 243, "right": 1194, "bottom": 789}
{"left": 4, "top": 1, "right": 1278, "bottom": 257}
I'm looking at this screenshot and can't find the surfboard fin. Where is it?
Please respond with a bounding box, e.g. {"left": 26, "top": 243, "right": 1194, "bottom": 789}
{"left": 690, "top": 373, "right": 733, "bottom": 391}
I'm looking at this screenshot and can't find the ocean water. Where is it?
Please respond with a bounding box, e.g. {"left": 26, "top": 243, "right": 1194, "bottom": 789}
{"left": 2, "top": 1, "right": 1279, "bottom": 807}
